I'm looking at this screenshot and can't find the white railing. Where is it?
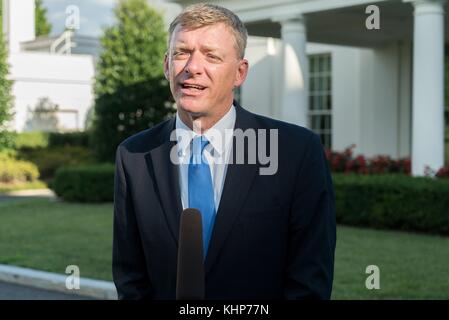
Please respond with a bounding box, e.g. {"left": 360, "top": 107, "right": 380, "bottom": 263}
{"left": 50, "top": 30, "right": 77, "bottom": 55}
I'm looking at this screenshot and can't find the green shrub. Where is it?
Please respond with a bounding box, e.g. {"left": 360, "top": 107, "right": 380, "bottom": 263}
{"left": 333, "top": 173, "right": 449, "bottom": 235}
{"left": 15, "top": 131, "right": 90, "bottom": 150}
{"left": 0, "top": 131, "right": 16, "bottom": 151}
{"left": 0, "top": 153, "right": 39, "bottom": 183}
{"left": 0, "top": 0, "right": 14, "bottom": 152}
{"left": 18, "top": 146, "right": 95, "bottom": 180}
{"left": 15, "top": 131, "right": 49, "bottom": 150}
{"left": 53, "top": 164, "right": 114, "bottom": 202}
{"left": 48, "top": 131, "right": 89, "bottom": 148}
{"left": 92, "top": 0, "right": 173, "bottom": 162}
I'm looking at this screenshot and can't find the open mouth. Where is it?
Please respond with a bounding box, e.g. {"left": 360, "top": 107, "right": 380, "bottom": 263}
{"left": 181, "top": 83, "right": 206, "bottom": 91}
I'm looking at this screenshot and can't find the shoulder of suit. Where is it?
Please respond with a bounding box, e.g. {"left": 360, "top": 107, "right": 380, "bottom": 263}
{"left": 243, "top": 107, "right": 318, "bottom": 144}
{"left": 118, "top": 117, "right": 174, "bottom": 153}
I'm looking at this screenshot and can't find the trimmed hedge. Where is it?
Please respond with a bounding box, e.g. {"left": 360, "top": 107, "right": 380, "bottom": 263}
{"left": 19, "top": 146, "right": 95, "bottom": 180}
{"left": 14, "top": 131, "right": 49, "bottom": 150}
{"left": 53, "top": 164, "right": 114, "bottom": 202}
{"left": 52, "top": 167, "right": 449, "bottom": 235}
{"left": 333, "top": 173, "right": 449, "bottom": 235}
{"left": 48, "top": 132, "right": 89, "bottom": 148}
{"left": 15, "top": 131, "right": 90, "bottom": 150}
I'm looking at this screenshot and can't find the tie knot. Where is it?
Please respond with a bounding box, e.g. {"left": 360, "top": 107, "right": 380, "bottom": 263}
{"left": 191, "top": 136, "right": 209, "bottom": 157}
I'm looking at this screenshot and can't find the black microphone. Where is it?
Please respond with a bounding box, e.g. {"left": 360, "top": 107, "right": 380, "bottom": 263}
{"left": 176, "top": 208, "right": 205, "bottom": 300}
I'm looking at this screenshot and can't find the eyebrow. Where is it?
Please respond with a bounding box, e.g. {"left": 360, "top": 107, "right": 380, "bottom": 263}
{"left": 173, "top": 42, "right": 189, "bottom": 49}
{"left": 201, "top": 45, "right": 220, "bottom": 52}
{"left": 173, "top": 41, "right": 220, "bottom": 52}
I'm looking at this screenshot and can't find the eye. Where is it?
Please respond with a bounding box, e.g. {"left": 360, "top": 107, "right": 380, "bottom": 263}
{"left": 207, "top": 53, "right": 220, "bottom": 61}
{"left": 173, "top": 50, "right": 189, "bottom": 59}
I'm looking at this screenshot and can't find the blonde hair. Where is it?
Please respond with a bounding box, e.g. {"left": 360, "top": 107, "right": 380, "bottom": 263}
{"left": 168, "top": 3, "right": 248, "bottom": 59}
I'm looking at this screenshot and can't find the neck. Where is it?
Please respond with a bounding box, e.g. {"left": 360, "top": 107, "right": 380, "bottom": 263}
{"left": 178, "top": 103, "right": 233, "bottom": 134}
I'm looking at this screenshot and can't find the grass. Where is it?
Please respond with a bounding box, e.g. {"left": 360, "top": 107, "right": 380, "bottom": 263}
{"left": 332, "top": 225, "right": 449, "bottom": 299}
{"left": 0, "top": 198, "right": 113, "bottom": 281}
{"left": 0, "top": 198, "right": 448, "bottom": 299}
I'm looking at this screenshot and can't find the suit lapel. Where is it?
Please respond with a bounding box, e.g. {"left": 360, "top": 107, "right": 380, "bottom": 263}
{"left": 205, "top": 103, "right": 259, "bottom": 275}
{"left": 146, "top": 118, "right": 183, "bottom": 246}
{"left": 145, "top": 104, "right": 261, "bottom": 268}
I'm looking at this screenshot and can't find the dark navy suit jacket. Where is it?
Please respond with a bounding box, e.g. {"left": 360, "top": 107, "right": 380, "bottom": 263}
{"left": 112, "top": 102, "right": 336, "bottom": 299}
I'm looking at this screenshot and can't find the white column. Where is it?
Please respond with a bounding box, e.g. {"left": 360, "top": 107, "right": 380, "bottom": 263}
{"left": 407, "top": 0, "right": 445, "bottom": 175}
{"left": 278, "top": 15, "right": 309, "bottom": 127}
{"left": 2, "top": 0, "right": 36, "bottom": 54}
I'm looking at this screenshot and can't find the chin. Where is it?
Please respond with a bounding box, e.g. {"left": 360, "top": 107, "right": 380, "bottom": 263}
{"left": 176, "top": 97, "right": 208, "bottom": 115}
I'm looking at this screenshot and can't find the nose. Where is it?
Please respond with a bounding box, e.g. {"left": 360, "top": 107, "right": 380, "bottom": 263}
{"left": 184, "top": 51, "right": 203, "bottom": 75}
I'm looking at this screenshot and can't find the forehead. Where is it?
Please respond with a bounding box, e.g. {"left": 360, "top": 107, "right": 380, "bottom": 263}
{"left": 171, "top": 23, "right": 235, "bottom": 47}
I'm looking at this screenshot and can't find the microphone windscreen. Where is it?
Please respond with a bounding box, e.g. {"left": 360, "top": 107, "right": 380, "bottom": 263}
{"left": 176, "top": 208, "right": 205, "bottom": 300}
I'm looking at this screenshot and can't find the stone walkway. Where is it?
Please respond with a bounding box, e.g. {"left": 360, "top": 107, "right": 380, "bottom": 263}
{"left": 0, "top": 188, "right": 56, "bottom": 202}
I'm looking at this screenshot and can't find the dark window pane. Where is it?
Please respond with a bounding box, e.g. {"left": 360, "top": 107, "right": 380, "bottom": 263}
{"left": 325, "top": 115, "right": 330, "bottom": 130}
{"left": 309, "top": 57, "right": 315, "bottom": 73}
{"left": 313, "top": 115, "right": 320, "bottom": 130}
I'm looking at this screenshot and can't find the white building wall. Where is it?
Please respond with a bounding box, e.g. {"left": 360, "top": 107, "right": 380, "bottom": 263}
{"left": 398, "top": 42, "right": 412, "bottom": 159}
{"left": 242, "top": 39, "right": 367, "bottom": 153}
{"left": 241, "top": 37, "right": 412, "bottom": 158}
{"left": 8, "top": 52, "right": 95, "bottom": 132}
{"left": 241, "top": 36, "right": 282, "bottom": 118}
{"left": 2, "top": 0, "right": 35, "bottom": 54}
{"left": 358, "top": 42, "right": 411, "bottom": 158}
{"left": 307, "top": 43, "right": 363, "bottom": 154}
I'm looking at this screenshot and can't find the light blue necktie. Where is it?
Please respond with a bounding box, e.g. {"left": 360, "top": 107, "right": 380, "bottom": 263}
{"left": 188, "top": 136, "right": 216, "bottom": 259}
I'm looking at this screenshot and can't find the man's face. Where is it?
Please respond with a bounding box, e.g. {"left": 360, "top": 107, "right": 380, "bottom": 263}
{"left": 164, "top": 23, "right": 248, "bottom": 119}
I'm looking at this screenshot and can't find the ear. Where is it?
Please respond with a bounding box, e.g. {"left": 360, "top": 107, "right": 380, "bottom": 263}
{"left": 163, "top": 53, "right": 169, "bottom": 80}
{"left": 234, "top": 59, "right": 249, "bottom": 87}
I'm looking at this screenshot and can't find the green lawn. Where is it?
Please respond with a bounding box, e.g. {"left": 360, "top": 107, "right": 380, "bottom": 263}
{"left": 0, "top": 198, "right": 448, "bottom": 299}
{"left": 0, "top": 198, "right": 113, "bottom": 281}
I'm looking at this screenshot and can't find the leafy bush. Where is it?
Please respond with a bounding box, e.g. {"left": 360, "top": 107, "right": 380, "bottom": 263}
{"left": 333, "top": 173, "right": 449, "bottom": 235}
{"left": 325, "top": 145, "right": 411, "bottom": 175}
{"left": 436, "top": 164, "right": 449, "bottom": 178}
{"left": 53, "top": 164, "right": 114, "bottom": 202}
{"left": 48, "top": 131, "right": 89, "bottom": 148}
{"left": 91, "top": 0, "right": 173, "bottom": 162}
{"left": 0, "top": 0, "right": 14, "bottom": 152}
{"left": 18, "top": 146, "right": 95, "bottom": 180}
{"left": 15, "top": 131, "right": 50, "bottom": 150}
{"left": 0, "top": 152, "right": 39, "bottom": 183}
{"left": 15, "top": 131, "right": 89, "bottom": 150}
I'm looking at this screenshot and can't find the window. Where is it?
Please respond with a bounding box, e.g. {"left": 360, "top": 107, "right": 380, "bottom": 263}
{"left": 308, "top": 54, "right": 332, "bottom": 149}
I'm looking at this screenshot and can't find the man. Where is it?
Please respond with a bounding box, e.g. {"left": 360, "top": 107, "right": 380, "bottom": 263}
{"left": 113, "top": 3, "right": 336, "bottom": 300}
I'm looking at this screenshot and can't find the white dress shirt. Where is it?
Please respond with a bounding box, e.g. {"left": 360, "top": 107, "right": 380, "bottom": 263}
{"left": 175, "top": 105, "right": 236, "bottom": 211}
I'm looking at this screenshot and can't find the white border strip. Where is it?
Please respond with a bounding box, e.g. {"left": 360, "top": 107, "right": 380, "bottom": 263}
{"left": 0, "top": 264, "right": 117, "bottom": 300}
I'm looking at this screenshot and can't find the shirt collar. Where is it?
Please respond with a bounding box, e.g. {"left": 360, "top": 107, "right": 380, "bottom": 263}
{"left": 175, "top": 104, "right": 236, "bottom": 157}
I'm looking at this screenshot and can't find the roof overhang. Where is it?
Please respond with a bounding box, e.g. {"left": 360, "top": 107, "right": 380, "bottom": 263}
{"left": 169, "top": 0, "right": 449, "bottom": 48}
